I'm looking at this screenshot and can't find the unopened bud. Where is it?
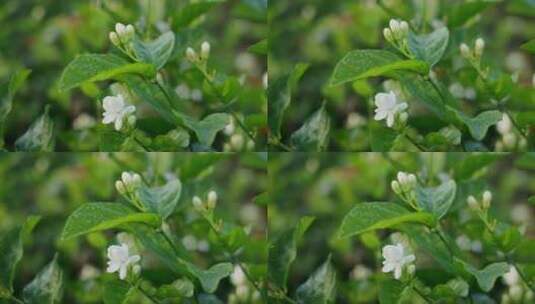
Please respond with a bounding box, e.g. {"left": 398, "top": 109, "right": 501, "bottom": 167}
{"left": 475, "top": 38, "right": 485, "bottom": 57}
{"left": 397, "top": 171, "right": 408, "bottom": 186}
{"left": 132, "top": 264, "right": 141, "bottom": 275}
{"left": 109, "top": 32, "right": 120, "bottom": 46}
{"left": 399, "top": 112, "right": 408, "bottom": 124}
{"left": 407, "top": 264, "right": 415, "bottom": 275}
{"left": 127, "top": 115, "right": 136, "bottom": 128}
{"left": 186, "top": 47, "right": 197, "bottom": 62}
{"left": 389, "top": 19, "right": 400, "bottom": 33}
{"left": 200, "top": 41, "right": 211, "bottom": 60}
{"left": 460, "top": 43, "right": 470, "bottom": 58}
{"left": 115, "top": 180, "right": 126, "bottom": 195}
{"left": 467, "top": 195, "right": 479, "bottom": 210}
{"left": 230, "top": 134, "right": 244, "bottom": 150}
{"left": 400, "top": 21, "right": 409, "bottom": 35}
{"left": 132, "top": 173, "right": 141, "bottom": 186}
{"left": 246, "top": 140, "right": 255, "bottom": 150}
{"left": 192, "top": 196, "right": 203, "bottom": 210}
{"left": 383, "top": 28, "right": 393, "bottom": 42}
{"left": 126, "top": 24, "right": 135, "bottom": 38}
{"left": 482, "top": 190, "right": 492, "bottom": 209}
{"left": 408, "top": 174, "right": 417, "bottom": 186}
{"left": 207, "top": 190, "right": 218, "bottom": 209}
{"left": 391, "top": 180, "right": 401, "bottom": 194}
{"left": 115, "top": 23, "right": 126, "bottom": 36}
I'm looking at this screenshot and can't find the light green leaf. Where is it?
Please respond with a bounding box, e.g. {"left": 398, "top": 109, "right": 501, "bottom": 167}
{"left": 180, "top": 113, "right": 231, "bottom": 147}
{"left": 295, "top": 255, "right": 337, "bottom": 304}
{"left": 61, "top": 203, "right": 161, "bottom": 240}
{"left": 103, "top": 277, "right": 133, "bottom": 304}
{"left": 455, "top": 259, "right": 509, "bottom": 292}
{"left": 157, "top": 278, "right": 195, "bottom": 299}
{"left": 521, "top": 39, "right": 535, "bottom": 54}
{"left": 290, "top": 104, "right": 330, "bottom": 151}
{"left": 173, "top": 0, "right": 225, "bottom": 28}
{"left": 15, "top": 105, "right": 54, "bottom": 151}
{"left": 268, "top": 63, "right": 309, "bottom": 139}
{"left": 379, "top": 279, "right": 406, "bottom": 304}
{"left": 132, "top": 32, "right": 176, "bottom": 70}
{"left": 0, "top": 69, "right": 31, "bottom": 145}
{"left": 415, "top": 180, "right": 456, "bottom": 219}
{"left": 369, "top": 121, "right": 399, "bottom": 151}
{"left": 22, "top": 255, "right": 64, "bottom": 304}
{"left": 338, "top": 203, "right": 436, "bottom": 239}
{"left": 330, "top": 50, "right": 429, "bottom": 86}
{"left": 248, "top": 39, "right": 267, "bottom": 55}
{"left": 268, "top": 216, "right": 315, "bottom": 291}
{"left": 432, "top": 278, "right": 469, "bottom": 299}
{"left": 460, "top": 110, "right": 502, "bottom": 141}
{"left": 408, "top": 27, "right": 449, "bottom": 67}
{"left": 58, "top": 54, "right": 156, "bottom": 91}
{"left": 0, "top": 217, "right": 40, "bottom": 298}
{"left": 136, "top": 179, "right": 182, "bottom": 219}
{"left": 153, "top": 128, "right": 190, "bottom": 150}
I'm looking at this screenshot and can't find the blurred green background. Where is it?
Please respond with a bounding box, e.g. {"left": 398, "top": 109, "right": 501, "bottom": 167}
{"left": 269, "top": 0, "right": 535, "bottom": 150}
{"left": 0, "top": 0, "right": 267, "bottom": 150}
{"left": 268, "top": 152, "right": 535, "bottom": 303}
{"left": 0, "top": 152, "right": 267, "bottom": 303}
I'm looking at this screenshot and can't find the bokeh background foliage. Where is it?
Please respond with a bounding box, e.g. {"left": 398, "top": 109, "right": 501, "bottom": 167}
{"left": 0, "top": 0, "right": 266, "bottom": 151}
{"left": 268, "top": 152, "right": 535, "bottom": 303}
{"left": 0, "top": 152, "right": 267, "bottom": 303}
{"left": 269, "top": 0, "right": 535, "bottom": 151}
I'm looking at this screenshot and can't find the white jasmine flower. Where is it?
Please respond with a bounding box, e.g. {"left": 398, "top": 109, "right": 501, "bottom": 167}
{"left": 374, "top": 91, "right": 408, "bottom": 128}
{"left": 230, "top": 265, "right": 247, "bottom": 286}
{"left": 224, "top": 118, "right": 236, "bottom": 136}
{"left": 382, "top": 243, "right": 415, "bottom": 280}
{"left": 497, "top": 114, "right": 512, "bottom": 135}
{"left": 503, "top": 266, "right": 520, "bottom": 286}
{"left": 102, "top": 94, "right": 136, "bottom": 131}
{"left": 106, "top": 243, "right": 141, "bottom": 280}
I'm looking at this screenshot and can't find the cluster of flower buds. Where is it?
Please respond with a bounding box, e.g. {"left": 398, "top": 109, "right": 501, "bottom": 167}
{"left": 391, "top": 171, "right": 417, "bottom": 195}
{"left": 109, "top": 23, "right": 135, "bottom": 47}
{"left": 115, "top": 171, "right": 142, "bottom": 195}
{"left": 467, "top": 190, "right": 492, "bottom": 211}
{"left": 186, "top": 41, "right": 211, "bottom": 63}
{"left": 383, "top": 19, "right": 411, "bottom": 57}
{"left": 192, "top": 190, "right": 218, "bottom": 212}
{"left": 460, "top": 38, "right": 485, "bottom": 60}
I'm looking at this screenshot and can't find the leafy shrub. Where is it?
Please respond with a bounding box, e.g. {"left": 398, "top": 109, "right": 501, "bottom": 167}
{"left": 0, "top": 0, "right": 267, "bottom": 151}
{"left": 269, "top": 0, "right": 535, "bottom": 151}
{"left": 268, "top": 152, "right": 535, "bottom": 303}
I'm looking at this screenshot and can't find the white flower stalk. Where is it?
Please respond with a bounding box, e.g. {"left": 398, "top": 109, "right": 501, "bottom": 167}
{"left": 374, "top": 91, "right": 408, "bottom": 128}
{"left": 200, "top": 41, "right": 211, "bottom": 60}
{"left": 382, "top": 243, "right": 415, "bottom": 280}
{"left": 102, "top": 94, "right": 136, "bottom": 131}
{"left": 106, "top": 243, "right": 141, "bottom": 280}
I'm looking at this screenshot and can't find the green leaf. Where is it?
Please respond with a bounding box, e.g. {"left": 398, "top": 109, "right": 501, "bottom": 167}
{"left": 460, "top": 110, "right": 502, "bottom": 141}
{"left": 153, "top": 128, "right": 190, "bottom": 150}
{"left": 157, "top": 278, "right": 195, "bottom": 299}
{"left": 402, "top": 225, "right": 454, "bottom": 272}
{"left": 15, "top": 105, "right": 54, "bottom": 151}
{"left": 248, "top": 39, "right": 267, "bottom": 55}
{"left": 453, "top": 153, "right": 502, "bottom": 180}
{"left": 180, "top": 113, "right": 231, "bottom": 147}
{"left": 369, "top": 121, "right": 399, "bottom": 151}
{"left": 173, "top": 0, "right": 225, "bottom": 28}
{"left": 432, "top": 278, "right": 469, "bottom": 299}
{"left": 59, "top": 54, "right": 156, "bottom": 91}
{"left": 103, "top": 277, "right": 133, "bottom": 304}
{"left": 22, "top": 255, "right": 64, "bottom": 304}
{"left": 61, "top": 203, "right": 161, "bottom": 240}
{"left": 408, "top": 27, "right": 449, "bottom": 67}
{"left": 455, "top": 259, "right": 509, "bottom": 292}
{"left": 379, "top": 279, "right": 406, "bottom": 304}
{"left": 0, "top": 217, "right": 40, "bottom": 298}
{"left": 415, "top": 180, "right": 456, "bottom": 219}
{"left": 295, "top": 255, "right": 337, "bottom": 304}
{"left": 268, "top": 216, "right": 315, "bottom": 291}
{"left": 0, "top": 69, "right": 31, "bottom": 145}
{"left": 136, "top": 179, "right": 182, "bottom": 219}
{"left": 290, "top": 104, "right": 330, "bottom": 151}
{"left": 338, "top": 203, "right": 436, "bottom": 239}
{"left": 268, "top": 63, "right": 309, "bottom": 139}
{"left": 447, "top": 0, "right": 499, "bottom": 27}
{"left": 132, "top": 32, "right": 176, "bottom": 70}
{"left": 521, "top": 39, "right": 535, "bottom": 54}
{"left": 330, "top": 50, "right": 429, "bottom": 86}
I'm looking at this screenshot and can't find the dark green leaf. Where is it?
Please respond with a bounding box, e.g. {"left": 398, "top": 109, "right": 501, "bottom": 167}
{"left": 415, "top": 180, "right": 456, "bottom": 219}
{"left": 521, "top": 39, "right": 535, "bottom": 53}
{"left": 295, "top": 255, "right": 337, "bottom": 304}
{"left": 22, "top": 255, "right": 64, "bottom": 304}
{"left": 330, "top": 50, "right": 429, "bottom": 86}
{"left": 136, "top": 179, "right": 182, "bottom": 219}
{"left": 58, "top": 54, "right": 156, "bottom": 91}
{"left": 369, "top": 121, "right": 399, "bottom": 151}
{"left": 338, "top": 203, "right": 436, "bottom": 239}
{"left": 15, "top": 105, "right": 54, "bottom": 151}
{"left": 0, "top": 69, "right": 31, "bottom": 145}
{"left": 61, "top": 203, "right": 162, "bottom": 240}
{"left": 268, "top": 216, "right": 315, "bottom": 291}
{"left": 408, "top": 27, "right": 450, "bottom": 67}
{"left": 132, "top": 32, "right": 176, "bottom": 70}
{"left": 290, "top": 104, "right": 330, "bottom": 151}
{"left": 379, "top": 279, "right": 406, "bottom": 304}
{"left": 248, "top": 39, "right": 267, "bottom": 55}
{"left": 103, "top": 277, "right": 133, "bottom": 304}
